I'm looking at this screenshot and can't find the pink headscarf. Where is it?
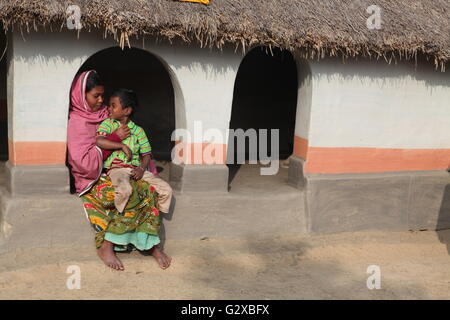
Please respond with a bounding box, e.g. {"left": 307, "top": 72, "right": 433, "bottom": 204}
{"left": 67, "top": 70, "right": 109, "bottom": 196}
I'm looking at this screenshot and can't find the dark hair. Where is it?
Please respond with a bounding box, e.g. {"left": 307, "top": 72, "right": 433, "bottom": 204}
{"left": 110, "top": 88, "right": 138, "bottom": 112}
{"left": 85, "top": 71, "right": 104, "bottom": 92}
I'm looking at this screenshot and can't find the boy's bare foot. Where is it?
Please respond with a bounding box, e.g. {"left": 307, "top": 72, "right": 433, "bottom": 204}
{"left": 150, "top": 246, "right": 172, "bottom": 269}
{"left": 97, "top": 240, "right": 124, "bottom": 271}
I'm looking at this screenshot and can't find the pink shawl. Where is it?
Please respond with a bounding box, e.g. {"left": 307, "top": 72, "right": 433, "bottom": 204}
{"left": 67, "top": 70, "right": 109, "bottom": 196}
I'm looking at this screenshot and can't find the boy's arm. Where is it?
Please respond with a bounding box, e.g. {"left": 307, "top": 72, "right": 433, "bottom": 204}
{"left": 96, "top": 136, "right": 132, "bottom": 161}
{"left": 96, "top": 120, "right": 132, "bottom": 160}
{"left": 136, "top": 128, "right": 155, "bottom": 173}
{"left": 131, "top": 154, "right": 150, "bottom": 180}
{"left": 139, "top": 154, "right": 151, "bottom": 171}
{"left": 96, "top": 120, "right": 122, "bottom": 150}
{"left": 96, "top": 136, "right": 123, "bottom": 150}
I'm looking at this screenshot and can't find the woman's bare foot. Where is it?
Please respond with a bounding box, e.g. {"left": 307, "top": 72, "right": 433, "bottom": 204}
{"left": 97, "top": 240, "right": 124, "bottom": 271}
{"left": 150, "top": 246, "right": 172, "bottom": 269}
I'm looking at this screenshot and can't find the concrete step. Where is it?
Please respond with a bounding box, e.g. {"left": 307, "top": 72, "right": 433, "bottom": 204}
{"left": 0, "top": 164, "right": 306, "bottom": 253}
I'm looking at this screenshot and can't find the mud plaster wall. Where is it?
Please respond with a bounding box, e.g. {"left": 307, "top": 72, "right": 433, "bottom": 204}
{"left": 0, "top": 28, "right": 7, "bottom": 160}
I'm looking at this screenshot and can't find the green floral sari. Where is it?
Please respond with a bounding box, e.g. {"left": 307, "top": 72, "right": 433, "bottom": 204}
{"left": 80, "top": 174, "right": 161, "bottom": 249}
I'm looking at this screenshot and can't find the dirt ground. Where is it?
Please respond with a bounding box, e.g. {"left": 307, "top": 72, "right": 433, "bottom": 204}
{"left": 1, "top": 230, "right": 450, "bottom": 300}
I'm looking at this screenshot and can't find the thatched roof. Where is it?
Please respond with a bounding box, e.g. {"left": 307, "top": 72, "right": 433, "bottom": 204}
{"left": 1, "top": 0, "right": 449, "bottom": 69}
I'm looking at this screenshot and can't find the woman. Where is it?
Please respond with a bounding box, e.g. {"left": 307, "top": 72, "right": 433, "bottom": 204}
{"left": 67, "top": 70, "right": 172, "bottom": 271}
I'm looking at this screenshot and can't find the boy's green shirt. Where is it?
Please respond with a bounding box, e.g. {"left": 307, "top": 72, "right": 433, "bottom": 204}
{"left": 97, "top": 118, "right": 152, "bottom": 169}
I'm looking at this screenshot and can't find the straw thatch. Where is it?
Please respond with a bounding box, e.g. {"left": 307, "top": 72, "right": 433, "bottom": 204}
{"left": 1, "top": 0, "right": 449, "bottom": 69}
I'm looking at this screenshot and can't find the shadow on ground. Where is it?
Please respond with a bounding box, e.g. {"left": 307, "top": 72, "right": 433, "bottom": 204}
{"left": 177, "top": 236, "right": 430, "bottom": 299}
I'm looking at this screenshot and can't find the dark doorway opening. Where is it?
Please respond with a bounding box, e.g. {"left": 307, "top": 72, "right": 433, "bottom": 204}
{"left": 227, "top": 47, "right": 298, "bottom": 185}
{"left": 0, "top": 26, "right": 8, "bottom": 161}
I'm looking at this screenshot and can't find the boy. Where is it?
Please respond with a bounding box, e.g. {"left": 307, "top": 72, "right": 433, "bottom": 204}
{"left": 96, "top": 88, "right": 172, "bottom": 214}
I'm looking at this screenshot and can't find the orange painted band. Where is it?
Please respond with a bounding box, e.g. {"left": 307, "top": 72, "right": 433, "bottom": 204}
{"left": 9, "top": 141, "right": 67, "bottom": 165}
{"left": 10, "top": 139, "right": 449, "bottom": 173}
{"left": 293, "top": 136, "right": 308, "bottom": 160}
{"left": 305, "top": 147, "right": 450, "bottom": 174}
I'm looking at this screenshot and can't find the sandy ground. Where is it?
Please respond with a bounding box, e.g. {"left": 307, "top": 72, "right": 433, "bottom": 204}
{"left": 1, "top": 230, "right": 450, "bottom": 299}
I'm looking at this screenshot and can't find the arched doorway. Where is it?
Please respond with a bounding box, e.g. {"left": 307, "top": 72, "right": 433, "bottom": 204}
{"left": 78, "top": 47, "right": 176, "bottom": 161}
{"left": 0, "top": 26, "right": 7, "bottom": 162}
{"left": 227, "top": 46, "right": 298, "bottom": 188}
{"left": 68, "top": 47, "right": 176, "bottom": 192}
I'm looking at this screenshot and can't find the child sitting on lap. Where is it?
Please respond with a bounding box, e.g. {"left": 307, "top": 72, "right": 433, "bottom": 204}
{"left": 96, "top": 88, "right": 172, "bottom": 214}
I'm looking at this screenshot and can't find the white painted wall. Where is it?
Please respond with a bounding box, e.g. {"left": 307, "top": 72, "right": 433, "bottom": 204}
{"left": 148, "top": 43, "right": 241, "bottom": 144}
{"left": 307, "top": 57, "right": 450, "bottom": 149}
{"left": 293, "top": 56, "right": 312, "bottom": 140}
{"left": 10, "top": 29, "right": 450, "bottom": 155}
{"left": 6, "top": 32, "right": 14, "bottom": 141}
{"left": 8, "top": 31, "right": 112, "bottom": 143}
{"left": 8, "top": 29, "right": 241, "bottom": 146}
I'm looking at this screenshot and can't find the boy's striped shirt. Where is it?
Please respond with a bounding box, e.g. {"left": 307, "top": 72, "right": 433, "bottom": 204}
{"left": 97, "top": 118, "right": 152, "bottom": 169}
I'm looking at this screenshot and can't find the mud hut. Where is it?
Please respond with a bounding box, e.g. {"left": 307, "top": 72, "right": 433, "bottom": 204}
{"left": 0, "top": 1, "right": 450, "bottom": 247}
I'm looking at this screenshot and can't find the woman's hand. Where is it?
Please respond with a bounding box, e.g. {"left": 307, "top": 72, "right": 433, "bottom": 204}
{"left": 116, "top": 124, "right": 131, "bottom": 140}
{"left": 131, "top": 166, "right": 145, "bottom": 180}
{"left": 121, "top": 144, "right": 132, "bottom": 162}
